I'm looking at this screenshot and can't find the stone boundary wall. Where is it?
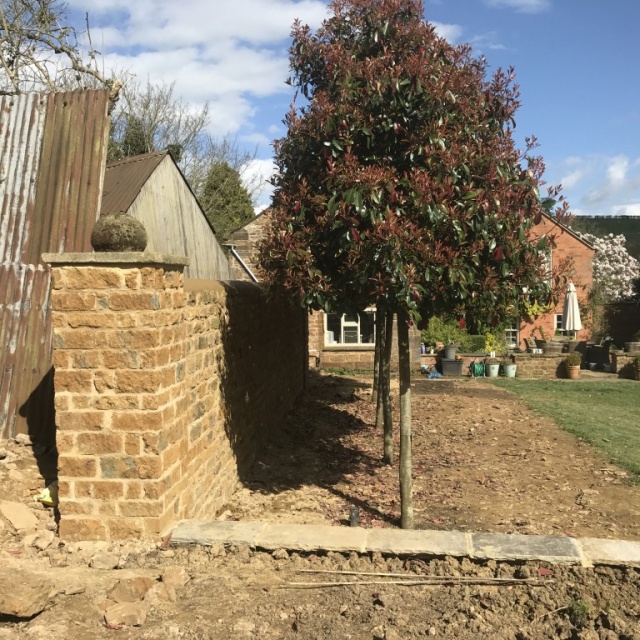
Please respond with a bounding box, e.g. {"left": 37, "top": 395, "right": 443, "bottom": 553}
{"left": 512, "top": 354, "right": 568, "bottom": 379}
{"left": 612, "top": 352, "right": 640, "bottom": 379}
{"left": 43, "top": 252, "right": 306, "bottom": 541}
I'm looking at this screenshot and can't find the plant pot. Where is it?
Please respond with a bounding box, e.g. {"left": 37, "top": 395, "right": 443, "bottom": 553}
{"left": 503, "top": 363, "right": 517, "bottom": 378}
{"left": 535, "top": 339, "right": 546, "bottom": 349}
{"left": 444, "top": 345, "right": 457, "bottom": 360}
{"left": 441, "top": 358, "right": 463, "bottom": 376}
{"left": 566, "top": 364, "right": 580, "bottom": 380}
{"left": 565, "top": 340, "right": 579, "bottom": 352}
{"left": 486, "top": 363, "right": 500, "bottom": 378}
{"left": 543, "top": 341, "right": 563, "bottom": 355}
{"left": 624, "top": 342, "right": 640, "bottom": 353}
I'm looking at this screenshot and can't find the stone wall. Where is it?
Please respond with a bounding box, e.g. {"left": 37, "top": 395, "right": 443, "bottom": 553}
{"left": 44, "top": 252, "right": 306, "bottom": 541}
{"left": 512, "top": 354, "right": 568, "bottom": 379}
{"left": 612, "top": 352, "right": 640, "bottom": 380}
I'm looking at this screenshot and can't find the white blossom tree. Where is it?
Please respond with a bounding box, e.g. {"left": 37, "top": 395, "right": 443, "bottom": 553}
{"left": 579, "top": 232, "right": 640, "bottom": 302}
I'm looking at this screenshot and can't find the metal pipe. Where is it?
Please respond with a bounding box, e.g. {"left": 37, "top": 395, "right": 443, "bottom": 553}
{"left": 222, "top": 244, "right": 259, "bottom": 283}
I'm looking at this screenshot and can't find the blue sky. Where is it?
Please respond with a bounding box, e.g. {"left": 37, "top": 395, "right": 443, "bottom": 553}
{"left": 67, "top": 0, "right": 639, "bottom": 215}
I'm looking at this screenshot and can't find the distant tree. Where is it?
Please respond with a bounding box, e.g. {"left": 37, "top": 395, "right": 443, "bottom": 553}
{"left": 108, "top": 80, "right": 264, "bottom": 206}
{"left": 259, "top": 0, "right": 560, "bottom": 528}
{"left": 0, "top": 0, "right": 112, "bottom": 94}
{"left": 200, "top": 162, "right": 254, "bottom": 238}
{"left": 578, "top": 232, "right": 640, "bottom": 302}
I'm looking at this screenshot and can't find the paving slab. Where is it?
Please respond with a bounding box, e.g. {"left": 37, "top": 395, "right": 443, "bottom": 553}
{"left": 170, "top": 521, "right": 640, "bottom": 567}
{"left": 579, "top": 537, "right": 640, "bottom": 566}
{"left": 365, "top": 528, "right": 470, "bottom": 557}
{"left": 471, "top": 532, "right": 581, "bottom": 563}
{"left": 170, "top": 520, "right": 268, "bottom": 546}
{"left": 256, "top": 524, "right": 367, "bottom": 553}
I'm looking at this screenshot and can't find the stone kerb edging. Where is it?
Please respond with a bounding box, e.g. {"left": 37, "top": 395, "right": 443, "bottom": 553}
{"left": 170, "top": 521, "right": 640, "bottom": 568}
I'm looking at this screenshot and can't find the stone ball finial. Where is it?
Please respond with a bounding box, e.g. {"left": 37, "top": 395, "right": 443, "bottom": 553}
{"left": 91, "top": 213, "right": 148, "bottom": 252}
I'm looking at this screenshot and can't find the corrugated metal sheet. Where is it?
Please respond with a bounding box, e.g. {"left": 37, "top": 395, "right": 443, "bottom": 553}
{"left": 101, "top": 151, "right": 167, "bottom": 215}
{"left": 0, "top": 90, "right": 111, "bottom": 441}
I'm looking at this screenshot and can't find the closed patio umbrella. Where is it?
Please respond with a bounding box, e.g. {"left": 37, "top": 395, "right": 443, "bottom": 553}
{"left": 562, "top": 282, "right": 582, "bottom": 337}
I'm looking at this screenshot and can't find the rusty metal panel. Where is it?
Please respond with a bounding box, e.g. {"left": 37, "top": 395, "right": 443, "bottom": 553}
{"left": 28, "top": 89, "right": 111, "bottom": 261}
{"left": 0, "top": 89, "right": 110, "bottom": 441}
{"left": 100, "top": 151, "right": 167, "bottom": 215}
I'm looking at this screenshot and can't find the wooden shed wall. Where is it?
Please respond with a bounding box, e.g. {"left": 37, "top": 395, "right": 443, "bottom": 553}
{"left": 126, "top": 157, "right": 231, "bottom": 280}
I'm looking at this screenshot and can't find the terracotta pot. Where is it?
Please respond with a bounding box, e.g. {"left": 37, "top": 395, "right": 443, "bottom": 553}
{"left": 566, "top": 365, "right": 580, "bottom": 380}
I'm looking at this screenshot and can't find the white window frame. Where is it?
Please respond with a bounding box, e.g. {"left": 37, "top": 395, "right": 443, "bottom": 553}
{"left": 505, "top": 319, "right": 520, "bottom": 349}
{"left": 554, "top": 313, "right": 570, "bottom": 337}
{"left": 324, "top": 308, "right": 376, "bottom": 346}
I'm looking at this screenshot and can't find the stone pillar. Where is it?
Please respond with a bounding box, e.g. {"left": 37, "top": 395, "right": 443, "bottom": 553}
{"left": 43, "top": 252, "right": 189, "bottom": 541}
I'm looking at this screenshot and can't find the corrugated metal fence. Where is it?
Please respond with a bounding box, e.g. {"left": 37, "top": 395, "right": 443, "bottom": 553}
{"left": 0, "top": 90, "right": 110, "bottom": 442}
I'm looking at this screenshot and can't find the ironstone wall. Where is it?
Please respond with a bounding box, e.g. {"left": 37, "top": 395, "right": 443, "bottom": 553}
{"left": 45, "top": 252, "right": 306, "bottom": 541}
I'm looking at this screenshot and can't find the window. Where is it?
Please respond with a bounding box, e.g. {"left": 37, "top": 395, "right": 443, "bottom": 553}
{"left": 555, "top": 313, "right": 570, "bottom": 337}
{"left": 325, "top": 309, "right": 376, "bottom": 345}
{"left": 505, "top": 319, "right": 520, "bottom": 349}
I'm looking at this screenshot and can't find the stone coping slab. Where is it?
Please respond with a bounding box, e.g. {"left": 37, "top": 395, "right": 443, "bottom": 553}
{"left": 256, "top": 524, "right": 368, "bottom": 553}
{"left": 171, "top": 520, "right": 268, "bottom": 546}
{"left": 580, "top": 537, "right": 640, "bottom": 566}
{"left": 471, "top": 532, "right": 581, "bottom": 563}
{"left": 365, "top": 529, "right": 470, "bottom": 557}
{"left": 42, "top": 251, "right": 189, "bottom": 267}
{"left": 170, "top": 521, "right": 640, "bottom": 567}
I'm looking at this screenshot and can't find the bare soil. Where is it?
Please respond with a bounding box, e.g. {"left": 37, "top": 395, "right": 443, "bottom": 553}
{"left": 0, "top": 372, "right": 639, "bottom": 640}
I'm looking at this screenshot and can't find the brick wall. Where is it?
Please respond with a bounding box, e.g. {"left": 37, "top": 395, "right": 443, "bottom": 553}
{"left": 44, "top": 252, "right": 306, "bottom": 541}
{"left": 519, "top": 217, "right": 595, "bottom": 348}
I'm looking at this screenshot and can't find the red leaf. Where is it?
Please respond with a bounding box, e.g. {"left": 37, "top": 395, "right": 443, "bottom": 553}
{"left": 494, "top": 246, "right": 503, "bottom": 261}
{"left": 537, "top": 567, "right": 554, "bottom": 576}
{"left": 351, "top": 227, "right": 360, "bottom": 243}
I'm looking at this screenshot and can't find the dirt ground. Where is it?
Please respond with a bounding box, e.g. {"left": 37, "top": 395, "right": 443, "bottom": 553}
{"left": 1, "top": 372, "right": 639, "bottom": 639}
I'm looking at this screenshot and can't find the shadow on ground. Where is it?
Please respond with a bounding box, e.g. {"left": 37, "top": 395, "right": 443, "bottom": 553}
{"left": 233, "top": 371, "right": 399, "bottom": 525}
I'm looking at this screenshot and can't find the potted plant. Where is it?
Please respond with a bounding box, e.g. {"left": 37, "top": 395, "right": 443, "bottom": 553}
{"left": 485, "top": 357, "right": 501, "bottom": 378}
{"left": 502, "top": 357, "right": 517, "bottom": 378}
{"left": 564, "top": 351, "right": 582, "bottom": 380}
{"left": 624, "top": 330, "right": 640, "bottom": 353}
{"left": 534, "top": 326, "right": 547, "bottom": 349}
{"left": 444, "top": 341, "right": 457, "bottom": 360}
{"left": 539, "top": 326, "right": 563, "bottom": 354}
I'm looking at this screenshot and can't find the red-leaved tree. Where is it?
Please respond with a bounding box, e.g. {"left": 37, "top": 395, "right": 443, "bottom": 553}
{"left": 259, "top": 0, "right": 564, "bottom": 528}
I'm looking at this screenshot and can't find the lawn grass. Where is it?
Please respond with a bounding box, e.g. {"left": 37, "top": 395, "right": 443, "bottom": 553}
{"left": 491, "top": 379, "right": 640, "bottom": 480}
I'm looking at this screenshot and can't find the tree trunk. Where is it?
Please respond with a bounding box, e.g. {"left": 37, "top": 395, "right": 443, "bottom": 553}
{"left": 397, "top": 310, "right": 414, "bottom": 529}
{"left": 382, "top": 310, "right": 394, "bottom": 465}
{"left": 372, "top": 311, "right": 384, "bottom": 407}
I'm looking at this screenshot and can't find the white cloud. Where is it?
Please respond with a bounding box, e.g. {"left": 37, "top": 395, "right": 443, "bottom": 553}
{"left": 241, "top": 158, "right": 277, "bottom": 210}
{"left": 560, "top": 168, "right": 586, "bottom": 190}
{"left": 69, "top": 0, "right": 329, "bottom": 137}
{"left": 484, "top": 0, "right": 551, "bottom": 13}
{"left": 431, "top": 21, "right": 463, "bottom": 43}
{"left": 611, "top": 204, "right": 640, "bottom": 216}
{"left": 606, "top": 155, "right": 629, "bottom": 186}
{"left": 565, "top": 154, "right": 640, "bottom": 214}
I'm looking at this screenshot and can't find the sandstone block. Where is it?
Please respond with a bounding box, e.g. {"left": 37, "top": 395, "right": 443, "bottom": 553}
{"left": 0, "top": 569, "right": 53, "bottom": 618}
{"left": 0, "top": 501, "right": 38, "bottom": 531}
{"left": 108, "top": 576, "right": 157, "bottom": 603}
{"left": 58, "top": 455, "right": 98, "bottom": 478}
{"left": 104, "top": 601, "right": 150, "bottom": 627}
{"left": 59, "top": 517, "right": 107, "bottom": 541}
{"left": 76, "top": 432, "right": 124, "bottom": 456}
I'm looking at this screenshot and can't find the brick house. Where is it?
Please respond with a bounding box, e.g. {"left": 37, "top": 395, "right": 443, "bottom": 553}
{"left": 516, "top": 214, "right": 595, "bottom": 349}
{"left": 227, "top": 210, "right": 594, "bottom": 363}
